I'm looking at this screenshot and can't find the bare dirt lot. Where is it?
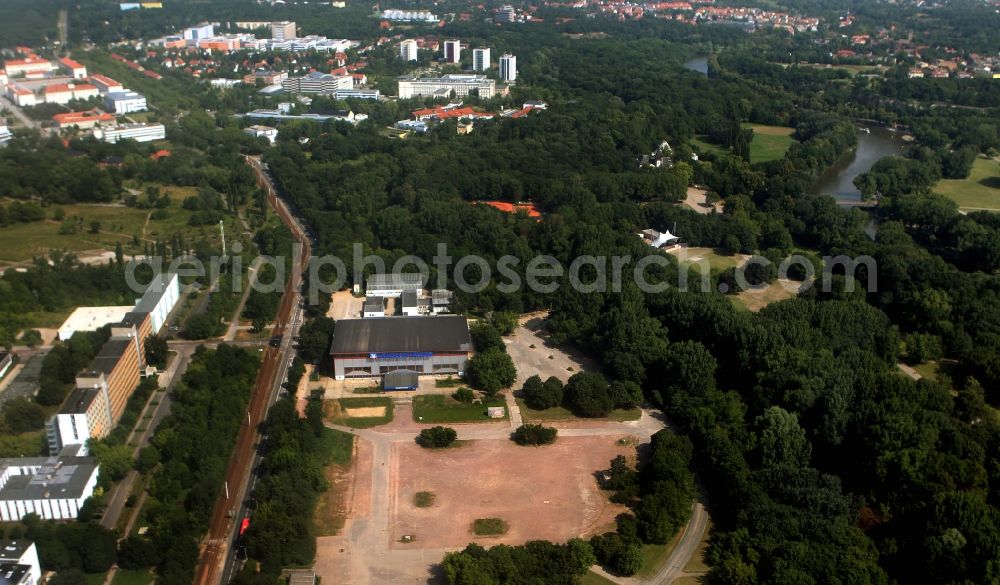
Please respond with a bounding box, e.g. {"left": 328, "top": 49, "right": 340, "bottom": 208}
{"left": 682, "top": 186, "right": 722, "bottom": 215}
{"left": 389, "top": 435, "right": 631, "bottom": 549}
{"left": 329, "top": 290, "right": 364, "bottom": 320}
{"left": 344, "top": 406, "right": 388, "bottom": 418}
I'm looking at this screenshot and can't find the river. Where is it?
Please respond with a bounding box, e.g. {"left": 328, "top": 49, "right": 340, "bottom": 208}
{"left": 682, "top": 55, "right": 709, "bottom": 76}
{"left": 809, "top": 126, "right": 906, "bottom": 203}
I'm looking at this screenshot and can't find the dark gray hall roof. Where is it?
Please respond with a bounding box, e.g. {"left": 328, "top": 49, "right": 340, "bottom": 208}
{"left": 329, "top": 316, "right": 471, "bottom": 354}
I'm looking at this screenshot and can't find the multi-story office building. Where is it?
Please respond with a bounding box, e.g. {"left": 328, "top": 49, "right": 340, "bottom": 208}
{"left": 105, "top": 90, "right": 148, "bottom": 114}
{"left": 473, "top": 47, "right": 490, "bottom": 71}
{"left": 399, "top": 39, "right": 418, "bottom": 62}
{"left": 496, "top": 5, "right": 517, "bottom": 23}
{"left": 333, "top": 88, "right": 381, "bottom": 100}
{"left": 397, "top": 74, "right": 496, "bottom": 99}
{"left": 46, "top": 384, "right": 113, "bottom": 454}
{"left": 281, "top": 72, "right": 353, "bottom": 94}
{"left": 271, "top": 21, "right": 296, "bottom": 41}
{"left": 0, "top": 455, "right": 100, "bottom": 521}
{"left": 443, "top": 40, "right": 461, "bottom": 63}
{"left": 183, "top": 22, "right": 215, "bottom": 41}
{"left": 499, "top": 54, "right": 517, "bottom": 82}
{"left": 94, "top": 123, "right": 166, "bottom": 143}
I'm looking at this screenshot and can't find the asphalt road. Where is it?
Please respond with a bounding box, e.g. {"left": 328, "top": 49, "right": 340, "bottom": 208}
{"left": 100, "top": 345, "right": 192, "bottom": 530}
{"left": 193, "top": 156, "right": 312, "bottom": 585}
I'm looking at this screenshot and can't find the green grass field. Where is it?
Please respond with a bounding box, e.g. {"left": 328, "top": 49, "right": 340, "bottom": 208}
{"left": 112, "top": 569, "right": 156, "bottom": 585}
{"left": 321, "top": 428, "right": 355, "bottom": 466}
{"left": 581, "top": 571, "right": 619, "bottom": 585}
{"left": 325, "top": 397, "right": 394, "bottom": 428}
{"left": 745, "top": 124, "right": 796, "bottom": 163}
{"left": 412, "top": 394, "right": 508, "bottom": 423}
{"left": 0, "top": 185, "right": 242, "bottom": 265}
{"left": 515, "top": 399, "right": 642, "bottom": 422}
{"left": 933, "top": 156, "right": 1000, "bottom": 210}
{"left": 692, "top": 124, "right": 795, "bottom": 164}
{"left": 674, "top": 246, "right": 746, "bottom": 274}
{"left": 0, "top": 430, "right": 47, "bottom": 458}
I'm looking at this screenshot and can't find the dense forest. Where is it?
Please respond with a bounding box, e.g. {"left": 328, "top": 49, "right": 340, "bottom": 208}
{"left": 257, "top": 17, "right": 1000, "bottom": 585}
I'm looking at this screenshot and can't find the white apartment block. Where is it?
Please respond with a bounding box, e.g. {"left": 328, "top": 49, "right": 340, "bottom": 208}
{"left": 399, "top": 39, "right": 418, "bottom": 62}
{"left": 473, "top": 47, "right": 491, "bottom": 71}
{"left": 499, "top": 54, "right": 517, "bottom": 82}
{"left": 444, "top": 40, "right": 462, "bottom": 63}
{"left": 105, "top": 90, "right": 148, "bottom": 114}
{"left": 94, "top": 123, "right": 166, "bottom": 143}
{"left": 271, "top": 21, "right": 297, "bottom": 41}
{"left": 397, "top": 74, "right": 496, "bottom": 99}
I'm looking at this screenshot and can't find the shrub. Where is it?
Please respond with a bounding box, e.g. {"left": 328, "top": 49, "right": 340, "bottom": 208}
{"left": 453, "top": 387, "right": 475, "bottom": 403}
{"left": 472, "top": 518, "right": 509, "bottom": 535}
{"left": 522, "top": 375, "right": 564, "bottom": 410}
{"left": 414, "top": 491, "right": 436, "bottom": 507}
{"left": 417, "top": 426, "right": 457, "bottom": 448}
{"left": 512, "top": 424, "right": 558, "bottom": 446}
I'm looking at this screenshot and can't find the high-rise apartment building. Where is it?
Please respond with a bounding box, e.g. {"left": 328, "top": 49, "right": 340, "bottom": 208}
{"left": 399, "top": 39, "right": 418, "bottom": 61}
{"left": 444, "top": 40, "right": 462, "bottom": 63}
{"left": 271, "top": 21, "right": 297, "bottom": 41}
{"left": 473, "top": 47, "right": 490, "bottom": 71}
{"left": 499, "top": 54, "right": 517, "bottom": 82}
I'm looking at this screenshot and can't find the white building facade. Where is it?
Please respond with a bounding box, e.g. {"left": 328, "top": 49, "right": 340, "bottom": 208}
{"left": 0, "top": 457, "right": 100, "bottom": 522}
{"left": 105, "top": 91, "right": 148, "bottom": 114}
{"left": 399, "top": 39, "right": 418, "bottom": 62}
{"left": 397, "top": 75, "right": 496, "bottom": 99}
{"left": 499, "top": 54, "right": 517, "bottom": 82}
{"left": 94, "top": 123, "right": 165, "bottom": 143}
{"left": 473, "top": 48, "right": 490, "bottom": 71}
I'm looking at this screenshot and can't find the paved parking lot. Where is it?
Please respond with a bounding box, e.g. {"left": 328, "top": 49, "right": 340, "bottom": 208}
{"left": 504, "top": 313, "right": 600, "bottom": 388}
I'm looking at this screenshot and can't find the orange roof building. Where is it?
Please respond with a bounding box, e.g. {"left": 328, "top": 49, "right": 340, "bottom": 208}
{"left": 52, "top": 110, "right": 116, "bottom": 129}
{"left": 476, "top": 201, "right": 542, "bottom": 218}
{"left": 59, "top": 57, "right": 88, "bottom": 78}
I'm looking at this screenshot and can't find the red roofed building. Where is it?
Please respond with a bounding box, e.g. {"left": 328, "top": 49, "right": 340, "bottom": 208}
{"left": 59, "top": 57, "right": 87, "bottom": 78}
{"left": 89, "top": 74, "right": 123, "bottom": 94}
{"left": 4, "top": 58, "right": 55, "bottom": 77}
{"left": 477, "top": 201, "right": 542, "bottom": 219}
{"left": 412, "top": 105, "right": 493, "bottom": 122}
{"left": 151, "top": 149, "right": 172, "bottom": 160}
{"left": 52, "top": 110, "right": 116, "bottom": 129}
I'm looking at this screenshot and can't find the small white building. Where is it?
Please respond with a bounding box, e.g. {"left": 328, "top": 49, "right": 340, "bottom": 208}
{"left": 5, "top": 85, "right": 35, "bottom": 107}
{"left": 59, "top": 57, "right": 87, "bottom": 79}
{"left": 400, "top": 290, "right": 420, "bottom": 316}
{"left": 0, "top": 540, "right": 41, "bottom": 585}
{"left": 362, "top": 297, "right": 385, "bottom": 318}
{"left": 105, "top": 90, "right": 148, "bottom": 114}
{"left": 244, "top": 124, "right": 278, "bottom": 144}
{"left": 58, "top": 306, "right": 136, "bottom": 341}
{"left": 0, "top": 456, "right": 100, "bottom": 522}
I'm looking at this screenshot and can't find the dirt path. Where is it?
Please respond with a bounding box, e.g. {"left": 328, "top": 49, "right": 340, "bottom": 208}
{"left": 681, "top": 187, "right": 722, "bottom": 215}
